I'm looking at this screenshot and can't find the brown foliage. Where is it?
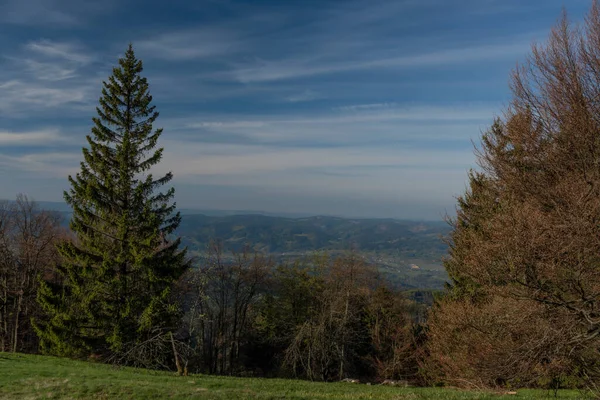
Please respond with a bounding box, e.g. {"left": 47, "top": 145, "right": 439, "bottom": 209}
{"left": 424, "top": 290, "right": 583, "bottom": 389}
{"left": 366, "top": 286, "right": 419, "bottom": 382}
{"left": 478, "top": 0, "right": 600, "bottom": 350}
{"left": 430, "top": 1, "right": 600, "bottom": 389}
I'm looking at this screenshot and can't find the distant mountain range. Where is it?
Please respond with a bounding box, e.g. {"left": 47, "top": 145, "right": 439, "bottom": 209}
{"left": 29, "top": 201, "right": 451, "bottom": 290}
{"left": 178, "top": 214, "right": 451, "bottom": 290}
{"left": 178, "top": 213, "right": 447, "bottom": 254}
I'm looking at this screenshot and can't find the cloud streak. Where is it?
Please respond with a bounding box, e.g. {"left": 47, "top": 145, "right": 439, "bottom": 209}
{"left": 159, "top": 143, "right": 472, "bottom": 177}
{"left": 224, "top": 41, "right": 531, "bottom": 83}
{"left": 0, "top": 129, "right": 67, "bottom": 146}
{"left": 0, "top": 39, "right": 99, "bottom": 116}
{"left": 171, "top": 103, "right": 495, "bottom": 148}
{"left": 26, "top": 39, "right": 92, "bottom": 64}
{"left": 136, "top": 28, "right": 243, "bottom": 61}
{"left": 0, "top": 79, "right": 93, "bottom": 116}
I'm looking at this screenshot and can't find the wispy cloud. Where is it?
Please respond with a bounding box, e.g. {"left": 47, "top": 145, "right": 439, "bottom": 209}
{"left": 0, "top": 129, "right": 67, "bottom": 146}
{"left": 335, "top": 103, "right": 398, "bottom": 112}
{"left": 136, "top": 28, "right": 243, "bottom": 61}
{"left": 20, "top": 59, "right": 78, "bottom": 81}
{"left": 10, "top": 40, "right": 94, "bottom": 82}
{"left": 26, "top": 39, "right": 92, "bottom": 64}
{"left": 141, "top": 103, "right": 487, "bottom": 207}
{"left": 223, "top": 41, "right": 531, "bottom": 83}
{"left": 159, "top": 143, "right": 473, "bottom": 177}
{"left": 0, "top": 40, "right": 98, "bottom": 116}
{"left": 174, "top": 103, "right": 496, "bottom": 147}
{"left": 0, "top": 80, "right": 93, "bottom": 116}
{"left": 285, "top": 89, "right": 323, "bottom": 103}
{"left": 0, "top": 151, "right": 79, "bottom": 177}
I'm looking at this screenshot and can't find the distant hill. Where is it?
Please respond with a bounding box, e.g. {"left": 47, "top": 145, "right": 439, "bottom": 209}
{"left": 178, "top": 214, "right": 451, "bottom": 290}
{"left": 30, "top": 201, "right": 451, "bottom": 290}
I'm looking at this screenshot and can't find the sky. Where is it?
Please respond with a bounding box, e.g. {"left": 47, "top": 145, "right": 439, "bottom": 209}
{"left": 0, "top": 0, "right": 591, "bottom": 220}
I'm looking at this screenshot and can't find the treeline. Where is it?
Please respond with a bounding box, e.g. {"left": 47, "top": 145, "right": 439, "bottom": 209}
{"left": 177, "top": 245, "right": 420, "bottom": 381}
{"left": 0, "top": 197, "right": 421, "bottom": 382}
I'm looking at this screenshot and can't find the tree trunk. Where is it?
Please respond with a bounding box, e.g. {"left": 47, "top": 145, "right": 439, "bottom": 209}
{"left": 12, "top": 293, "right": 22, "bottom": 353}
{"left": 339, "top": 288, "right": 350, "bottom": 380}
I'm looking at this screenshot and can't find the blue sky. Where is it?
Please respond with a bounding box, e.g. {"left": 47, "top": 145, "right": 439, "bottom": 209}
{"left": 0, "top": 0, "right": 591, "bottom": 219}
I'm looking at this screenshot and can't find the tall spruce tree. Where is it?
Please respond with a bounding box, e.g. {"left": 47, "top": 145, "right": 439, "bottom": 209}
{"left": 36, "top": 45, "right": 188, "bottom": 360}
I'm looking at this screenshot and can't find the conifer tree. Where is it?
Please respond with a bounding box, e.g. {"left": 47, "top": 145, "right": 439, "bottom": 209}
{"left": 36, "top": 45, "right": 188, "bottom": 360}
{"left": 443, "top": 167, "right": 500, "bottom": 300}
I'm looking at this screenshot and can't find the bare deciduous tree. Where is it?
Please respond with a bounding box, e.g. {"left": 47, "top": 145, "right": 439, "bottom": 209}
{"left": 0, "top": 194, "right": 63, "bottom": 353}
{"left": 183, "top": 242, "right": 271, "bottom": 374}
{"left": 285, "top": 254, "right": 381, "bottom": 381}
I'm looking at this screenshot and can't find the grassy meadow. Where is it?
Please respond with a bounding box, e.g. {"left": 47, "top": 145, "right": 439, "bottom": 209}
{"left": 0, "top": 353, "right": 588, "bottom": 399}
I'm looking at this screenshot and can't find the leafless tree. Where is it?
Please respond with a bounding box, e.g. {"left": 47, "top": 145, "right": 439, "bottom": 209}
{"left": 0, "top": 194, "right": 63, "bottom": 353}
{"left": 284, "top": 254, "right": 379, "bottom": 381}
{"left": 184, "top": 242, "right": 271, "bottom": 374}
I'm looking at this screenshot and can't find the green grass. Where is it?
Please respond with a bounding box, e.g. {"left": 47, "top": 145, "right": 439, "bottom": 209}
{"left": 0, "top": 353, "right": 589, "bottom": 399}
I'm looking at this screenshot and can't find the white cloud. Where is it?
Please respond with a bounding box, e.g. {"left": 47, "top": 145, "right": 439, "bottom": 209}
{"left": 0, "top": 151, "right": 79, "bottom": 177}
{"left": 26, "top": 39, "right": 92, "bottom": 64}
{"left": 21, "top": 59, "right": 77, "bottom": 81}
{"left": 0, "top": 40, "right": 98, "bottom": 115}
{"left": 0, "top": 129, "right": 66, "bottom": 145}
{"left": 0, "top": 80, "right": 93, "bottom": 115}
